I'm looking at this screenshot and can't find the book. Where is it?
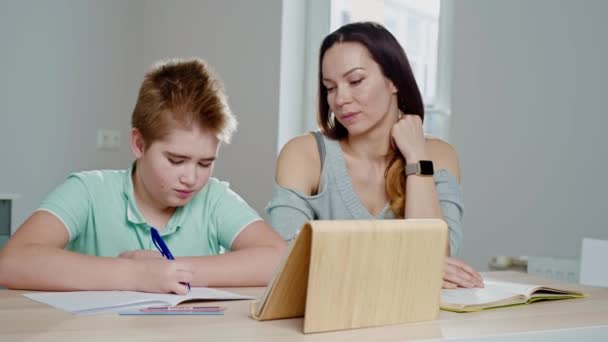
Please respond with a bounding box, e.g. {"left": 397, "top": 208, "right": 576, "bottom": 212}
{"left": 440, "top": 278, "right": 585, "bottom": 312}
{"left": 251, "top": 219, "right": 448, "bottom": 333}
{"left": 118, "top": 309, "right": 225, "bottom": 316}
{"left": 23, "top": 287, "right": 253, "bottom": 315}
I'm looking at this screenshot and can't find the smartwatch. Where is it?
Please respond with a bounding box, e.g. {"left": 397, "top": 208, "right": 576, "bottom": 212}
{"left": 405, "top": 160, "right": 434, "bottom": 176}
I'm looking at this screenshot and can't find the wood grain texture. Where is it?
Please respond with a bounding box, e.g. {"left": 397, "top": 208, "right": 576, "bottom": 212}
{"left": 251, "top": 224, "right": 311, "bottom": 319}
{"left": 252, "top": 219, "right": 448, "bottom": 333}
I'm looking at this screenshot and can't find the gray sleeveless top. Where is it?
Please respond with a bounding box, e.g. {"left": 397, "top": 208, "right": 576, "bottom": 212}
{"left": 266, "top": 132, "right": 464, "bottom": 256}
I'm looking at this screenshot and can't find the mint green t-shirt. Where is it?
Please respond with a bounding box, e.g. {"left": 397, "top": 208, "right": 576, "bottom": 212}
{"left": 38, "top": 166, "right": 261, "bottom": 257}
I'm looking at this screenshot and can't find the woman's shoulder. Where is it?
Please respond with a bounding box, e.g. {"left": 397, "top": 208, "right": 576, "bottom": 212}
{"left": 279, "top": 133, "right": 319, "bottom": 158}
{"left": 425, "top": 137, "right": 460, "bottom": 182}
{"left": 425, "top": 136, "right": 457, "bottom": 157}
{"left": 275, "top": 133, "right": 322, "bottom": 195}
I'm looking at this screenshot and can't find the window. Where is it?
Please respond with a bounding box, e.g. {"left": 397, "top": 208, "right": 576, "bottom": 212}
{"left": 331, "top": 0, "right": 442, "bottom": 102}
{"left": 297, "top": 0, "right": 452, "bottom": 141}
{"left": 332, "top": 1, "right": 441, "bottom": 102}
{"left": 279, "top": 0, "right": 453, "bottom": 150}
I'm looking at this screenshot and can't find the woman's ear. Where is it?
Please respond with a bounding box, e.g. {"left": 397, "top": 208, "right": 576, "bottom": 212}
{"left": 387, "top": 78, "right": 398, "bottom": 94}
{"left": 130, "top": 128, "right": 146, "bottom": 158}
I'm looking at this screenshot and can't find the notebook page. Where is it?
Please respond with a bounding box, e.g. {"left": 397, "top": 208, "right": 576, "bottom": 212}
{"left": 441, "top": 280, "right": 535, "bottom": 306}
{"left": 24, "top": 287, "right": 253, "bottom": 315}
{"left": 24, "top": 291, "right": 162, "bottom": 314}
{"left": 483, "top": 279, "right": 540, "bottom": 297}
{"left": 172, "top": 287, "right": 254, "bottom": 304}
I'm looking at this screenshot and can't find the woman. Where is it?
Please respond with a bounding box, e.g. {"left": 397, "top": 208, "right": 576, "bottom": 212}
{"left": 267, "top": 22, "right": 482, "bottom": 289}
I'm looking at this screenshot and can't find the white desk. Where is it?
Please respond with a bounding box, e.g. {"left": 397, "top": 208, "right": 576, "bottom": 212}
{"left": 0, "top": 272, "right": 607, "bottom": 341}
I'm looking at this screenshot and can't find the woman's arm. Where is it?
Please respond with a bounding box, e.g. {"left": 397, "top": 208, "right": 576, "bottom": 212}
{"left": 421, "top": 139, "right": 484, "bottom": 288}
{"left": 405, "top": 138, "right": 459, "bottom": 226}
{"left": 265, "top": 134, "right": 323, "bottom": 240}
{"left": 0, "top": 211, "right": 193, "bottom": 294}
{"left": 275, "top": 134, "right": 322, "bottom": 196}
{"left": 391, "top": 116, "right": 449, "bottom": 233}
{"left": 392, "top": 116, "right": 483, "bottom": 288}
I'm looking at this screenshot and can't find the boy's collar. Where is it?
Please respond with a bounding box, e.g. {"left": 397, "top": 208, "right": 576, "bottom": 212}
{"left": 123, "top": 163, "right": 146, "bottom": 225}
{"left": 123, "top": 162, "right": 190, "bottom": 232}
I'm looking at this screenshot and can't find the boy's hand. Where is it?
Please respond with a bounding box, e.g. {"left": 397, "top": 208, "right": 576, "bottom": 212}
{"left": 130, "top": 258, "right": 194, "bottom": 295}
{"left": 442, "top": 257, "right": 484, "bottom": 289}
{"left": 119, "top": 250, "right": 163, "bottom": 260}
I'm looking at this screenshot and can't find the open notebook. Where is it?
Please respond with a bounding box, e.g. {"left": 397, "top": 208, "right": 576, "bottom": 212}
{"left": 24, "top": 287, "right": 253, "bottom": 315}
{"left": 440, "top": 278, "right": 585, "bottom": 312}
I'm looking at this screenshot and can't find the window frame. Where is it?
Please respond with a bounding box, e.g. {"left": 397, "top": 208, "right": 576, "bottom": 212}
{"left": 278, "top": 0, "right": 454, "bottom": 150}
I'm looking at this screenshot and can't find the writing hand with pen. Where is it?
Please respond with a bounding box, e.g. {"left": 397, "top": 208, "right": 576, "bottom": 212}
{"left": 118, "top": 227, "right": 193, "bottom": 295}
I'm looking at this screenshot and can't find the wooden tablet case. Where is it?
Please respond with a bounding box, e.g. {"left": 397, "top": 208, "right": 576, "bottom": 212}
{"left": 250, "top": 219, "right": 448, "bottom": 333}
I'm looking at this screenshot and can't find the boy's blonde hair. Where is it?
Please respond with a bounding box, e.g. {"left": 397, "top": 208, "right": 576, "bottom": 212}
{"left": 131, "top": 58, "right": 237, "bottom": 146}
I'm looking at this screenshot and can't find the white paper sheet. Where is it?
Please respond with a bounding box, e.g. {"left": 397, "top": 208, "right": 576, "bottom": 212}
{"left": 23, "top": 287, "right": 253, "bottom": 315}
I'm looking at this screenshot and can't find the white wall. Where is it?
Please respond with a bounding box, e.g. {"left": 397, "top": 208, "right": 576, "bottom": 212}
{"left": 450, "top": 0, "right": 608, "bottom": 269}
{"left": 0, "top": 0, "right": 283, "bottom": 232}
{"left": 0, "top": 0, "right": 142, "bottom": 231}
{"left": 5, "top": 0, "right": 604, "bottom": 271}
{"left": 141, "top": 0, "right": 283, "bottom": 217}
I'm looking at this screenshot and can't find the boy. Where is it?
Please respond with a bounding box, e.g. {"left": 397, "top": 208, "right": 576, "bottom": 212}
{"left": 0, "top": 58, "right": 286, "bottom": 294}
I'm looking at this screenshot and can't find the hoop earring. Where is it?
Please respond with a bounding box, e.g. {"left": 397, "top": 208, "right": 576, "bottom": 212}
{"left": 329, "top": 111, "right": 336, "bottom": 127}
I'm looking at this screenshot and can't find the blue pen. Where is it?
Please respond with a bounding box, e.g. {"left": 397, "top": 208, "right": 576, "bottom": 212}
{"left": 150, "top": 227, "right": 191, "bottom": 291}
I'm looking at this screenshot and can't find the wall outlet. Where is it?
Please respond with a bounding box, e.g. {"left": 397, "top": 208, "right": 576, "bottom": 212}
{"left": 96, "top": 129, "right": 121, "bottom": 150}
{"left": 527, "top": 257, "right": 580, "bottom": 283}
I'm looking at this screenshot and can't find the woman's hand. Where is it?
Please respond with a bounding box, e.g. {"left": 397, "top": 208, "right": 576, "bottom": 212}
{"left": 391, "top": 114, "right": 428, "bottom": 162}
{"left": 443, "top": 257, "right": 484, "bottom": 289}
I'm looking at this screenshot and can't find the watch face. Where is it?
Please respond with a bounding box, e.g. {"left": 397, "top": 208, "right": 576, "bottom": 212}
{"left": 419, "top": 160, "right": 434, "bottom": 175}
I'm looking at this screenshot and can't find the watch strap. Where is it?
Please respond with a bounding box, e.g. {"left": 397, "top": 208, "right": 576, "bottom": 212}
{"left": 405, "top": 160, "right": 434, "bottom": 176}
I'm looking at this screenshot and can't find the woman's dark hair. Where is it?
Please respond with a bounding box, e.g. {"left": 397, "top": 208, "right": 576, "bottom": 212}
{"left": 317, "top": 22, "right": 424, "bottom": 218}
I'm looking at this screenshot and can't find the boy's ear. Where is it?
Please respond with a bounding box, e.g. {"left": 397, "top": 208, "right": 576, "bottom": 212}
{"left": 130, "top": 128, "right": 146, "bottom": 158}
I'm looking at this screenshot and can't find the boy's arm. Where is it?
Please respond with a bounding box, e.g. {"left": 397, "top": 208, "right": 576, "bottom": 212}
{"left": 178, "top": 220, "right": 287, "bottom": 287}
{"left": 0, "top": 211, "right": 192, "bottom": 294}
